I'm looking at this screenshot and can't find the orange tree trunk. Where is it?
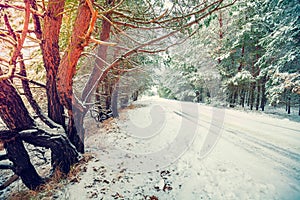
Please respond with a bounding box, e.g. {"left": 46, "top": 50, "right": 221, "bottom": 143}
{"left": 57, "top": 0, "right": 93, "bottom": 153}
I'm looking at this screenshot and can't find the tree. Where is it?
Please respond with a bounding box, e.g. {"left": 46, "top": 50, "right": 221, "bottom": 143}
{"left": 214, "top": 0, "right": 299, "bottom": 112}
{"left": 257, "top": 0, "right": 300, "bottom": 113}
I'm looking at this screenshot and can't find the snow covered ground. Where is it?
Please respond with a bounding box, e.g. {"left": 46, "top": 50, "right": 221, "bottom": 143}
{"left": 62, "top": 96, "right": 300, "bottom": 200}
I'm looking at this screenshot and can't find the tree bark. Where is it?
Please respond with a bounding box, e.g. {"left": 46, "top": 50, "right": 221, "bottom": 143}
{"left": 238, "top": 45, "right": 244, "bottom": 72}
{"left": 256, "top": 80, "right": 261, "bottom": 110}
{"left": 19, "top": 56, "right": 58, "bottom": 129}
{"left": 255, "top": 47, "right": 261, "bottom": 111}
{"left": 247, "top": 89, "right": 250, "bottom": 107}
{"left": 57, "top": 0, "right": 113, "bottom": 152}
{"left": 0, "top": 79, "right": 34, "bottom": 130}
{"left": 240, "top": 89, "right": 245, "bottom": 107}
{"left": 0, "top": 79, "right": 43, "bottom": 190}
{"left": 250, "top": 82, "right": 255, "bottom": 110}
{"left": 57, "top": 0, "right": 93, "bottom": 152}
{"left": 0, "top": 71, "right": 78, "bottom": 190}
{"left": 0, "top": 127, "right": 80, "bottom": 189}
{"left": 57, "top": 0, "right": 92, "bottom": 108}
{"left": 66, "top": 107, "right": 85, "bottom": 153}
{"left": 105, "top": 81, "right": 113, "bottom": 109}
{"left": 261, "top": 75, "right": 266, "bottom": 111}
{"left": 112, "top": 82, "right": 119, "bottom": 117}
{"left": 20, "top": 128, "right": 79, "bottom": 174}
{"left": 132, "top": 91, "right": 139, "bottom": 101}
{"left": 285, "top": 90, "right": 288, "bottom": 111}
{"left": 5, "top": 135, "right": 44, "bottom": 190}
{"left": 41, "top": 0, "right": 66, "bottom": 127}
{"left": 287, "top": 96, "right": 291, "bottom": 114}
{"left": 298, "top": 96, "right": 300, "bottom": 116}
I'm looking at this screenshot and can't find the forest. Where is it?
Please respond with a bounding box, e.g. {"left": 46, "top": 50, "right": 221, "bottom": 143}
{"left": 0, "top": 0, "right": 299, "bottom": 197}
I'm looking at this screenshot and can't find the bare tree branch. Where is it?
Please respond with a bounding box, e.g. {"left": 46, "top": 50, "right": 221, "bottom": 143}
{"left": 14, "top": 74, "right": 46, "bottom": 88}
{"left": 0, "top": 3, "right": 44, "bottom": 16}
{"left": 0, "top": 154, "right": 8, "bottom": 161}
{"left": 0, "top": 0, "right": 31, "bottom": 81}
{"left": 0, "top": 164, "right": 14, "bottom": 170}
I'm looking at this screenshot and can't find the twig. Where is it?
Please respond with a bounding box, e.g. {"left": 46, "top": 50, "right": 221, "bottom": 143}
{"left": 0, "top": 175, "right": 19, "bottom": 190}
{"left": 99, "top": 14, "right": 143, "bottom": 45}
{"left": 102, "top": 0, "right": 125, "bottom": 14}
{"left": 14, "top": 74, "right": 46, "bottom": 88}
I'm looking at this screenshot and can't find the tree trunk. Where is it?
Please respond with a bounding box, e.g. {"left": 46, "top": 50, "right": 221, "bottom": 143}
{"left": 256, "top": 80, "right": 261, "bottom": 110}
{"left": 5, "top": 134, "right": 44, "bottom": 190}
{"left": 57, "top": 0, "right": 113, "bottom": 153}
{"left": 121, "top": 95, "right": 129, "bottom": 108}
{"left": 112, "top": 82, "right": 119, "bottom": 118}
{"left": 287, "top": 96, "right": 291, "bottom": 114}
{"left": 67, "top": 107, "right": 85, "bottom": 153}
{"left": 57, "top": 0, "right": 93, "bottom": 152}
{"left": 0, "top": 79, "right": 43, "bottom": 189}
{"left": 234, "top": 91, "right": 237, "bottom": 105}
{"left": 105, "top": 78, "right": 112, "bottom": 109}
{"left": 19, "top": 56, "right": 58, "bottom": 129}
{"left": 285, "top": 92, "right": 288, "bottom": 111}
{"left": 41, "top": 0, "right": 66, "bottom": 127}
{"left": 0, "top": 73, "right": 78, "bottom": 189}
{"left": 20, "top": 128, "right": 79, "bottom": 174}
{"left": 240, "top": 89, "right": 245, "bottom": 107}
{"left": 260, "top": 75, "right": 266, "bottom": 111}
{"left": 228, "top": 90, "right": 234, "bottom": 107}
{"left": 230, "top": 89, "right": 238, "bottom": 107}
{"left": 247, "top": 89, "right": 250, "bottom": 107}
{"left": 0, "top": 81, "right": 34, "bottom": 130}
{"left": 199, "top": 87, "right": 203, "bottom": 102}
{"left": 132, "top": 91, "right": 139, "bottom": 101}
{"left": 298, "top": 96, "right": 300, "bottom": 116}
{"left": 250, "top": 82, "right": 255, "bottom": 110}
{"left": 238, "top": 45, "right": 245, "bottom": 72}
{"left": 31, "top": 0, "right": 65, "bottom": 127}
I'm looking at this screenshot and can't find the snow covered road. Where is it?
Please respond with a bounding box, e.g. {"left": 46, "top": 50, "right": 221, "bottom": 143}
{"left": 69, "top": 97, "right": 300, "bottom": 199}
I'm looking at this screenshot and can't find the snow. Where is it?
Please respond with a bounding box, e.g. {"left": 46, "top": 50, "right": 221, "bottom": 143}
{"left": 64, "top": 96, "right": 300, "bottom": 199}
{"left": 1, "top": 96, "right": 298, "bottom": 199}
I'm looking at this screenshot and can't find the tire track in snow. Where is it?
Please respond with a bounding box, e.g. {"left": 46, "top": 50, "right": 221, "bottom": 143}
{"left": 226, "top": 128, "right": 300, "bottom": 162}
{"left": 224, "top": 110, "right": 300, "bottom": 133}
{"left": 224, "top": 128, "right": 300, "bottom": 181}
{"left": 175, "top": 107, "right": 300, "bottom": 182}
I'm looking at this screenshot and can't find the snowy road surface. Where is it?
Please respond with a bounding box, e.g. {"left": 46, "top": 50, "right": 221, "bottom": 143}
{"left": 67, "top": 97, "right": 300, "bottom": 199}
